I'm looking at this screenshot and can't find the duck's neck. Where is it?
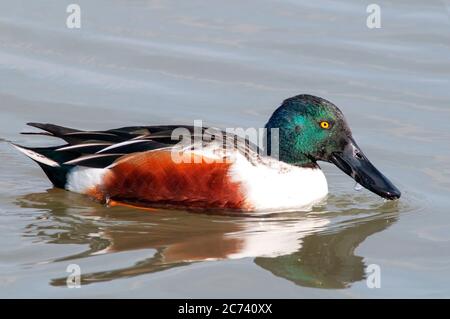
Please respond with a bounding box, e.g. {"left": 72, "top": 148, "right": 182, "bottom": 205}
{"left": 297, "top": 161, "right": 320, "bottom": 169}
{"left": 264, "top": 138, "right": 319, "bottom": 168}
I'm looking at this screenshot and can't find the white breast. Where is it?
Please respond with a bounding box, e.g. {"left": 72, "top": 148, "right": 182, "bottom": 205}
{"left": 229, "top": 153, "right": 328, "bottom": 212}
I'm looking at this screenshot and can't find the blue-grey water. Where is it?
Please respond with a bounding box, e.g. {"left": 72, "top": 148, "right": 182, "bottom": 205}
{"left": 0, "top": 0, "right": 450, "bottom": 298}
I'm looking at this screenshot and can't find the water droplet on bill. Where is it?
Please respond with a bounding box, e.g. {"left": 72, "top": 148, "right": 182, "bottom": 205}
{"left": 354, "top": 182, "right": 363, "bottom": 191}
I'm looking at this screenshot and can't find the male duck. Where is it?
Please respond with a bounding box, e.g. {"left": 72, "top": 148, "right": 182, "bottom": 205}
{"left": 12, "top": 95, "right": 400, "bottom": 211}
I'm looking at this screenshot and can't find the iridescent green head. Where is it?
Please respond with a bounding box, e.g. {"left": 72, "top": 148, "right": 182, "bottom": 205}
{"left": 265, "top": 94, "right": 401, "bottom": 200}
{"left": 265, "top": 95, "right": 350, "bottom": 165}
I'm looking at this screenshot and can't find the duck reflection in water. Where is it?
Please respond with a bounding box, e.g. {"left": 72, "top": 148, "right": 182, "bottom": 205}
{"left": 16, "top": 189, "right": 399, "bottom": 289}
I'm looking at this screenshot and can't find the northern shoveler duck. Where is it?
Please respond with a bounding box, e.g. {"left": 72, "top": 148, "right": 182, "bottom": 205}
{"left": 12, "top": 95, "right": 400, "bottom": 212}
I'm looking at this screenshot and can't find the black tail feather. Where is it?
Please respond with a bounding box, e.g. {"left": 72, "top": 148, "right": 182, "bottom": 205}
{"left": 11, "top": 143, "right": 72, "bottom": 188}
{"left": 36, "top": 163, "right": 70, "bottom": 188}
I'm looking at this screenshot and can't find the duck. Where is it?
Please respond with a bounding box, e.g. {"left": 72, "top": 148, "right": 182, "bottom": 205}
{"left": 12, "top": 94, "right": 401, "bottom": 212}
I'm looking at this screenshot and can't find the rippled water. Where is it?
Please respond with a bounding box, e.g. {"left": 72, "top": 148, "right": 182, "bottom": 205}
{"left": 1, "top": 0, "right": 450, "bottom": 297}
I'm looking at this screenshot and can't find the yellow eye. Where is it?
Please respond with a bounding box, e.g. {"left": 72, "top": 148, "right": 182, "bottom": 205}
{"left": 320, "top": 121, "right": 330, "bottom": 129}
